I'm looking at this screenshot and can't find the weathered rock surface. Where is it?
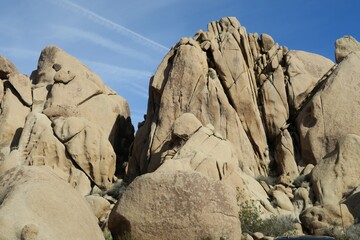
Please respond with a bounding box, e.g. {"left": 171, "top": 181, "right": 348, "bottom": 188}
{"left": 125, "top": 17, "right": 360, "bottom": 237}
{"left": 0, "top": 166, "right": 104, "bottom": 240}
{"left": 2, "top": 16, "right": 360, "bottom": 239}
{"left": 311, "top": 134, "right": 360, "bottom": 205}
{"left": 286, "top": 51, "right": 334, "bottom": 111}
{"left": 300, "top": 204, "right": 354, "bottom": 235}
{"left": 0, "top": 46, "right": 133, "bottom": 194}
{"left": 109, "top": 171, "right": 241, "bottom": 240}
{"left": 128, "top": 38, "right": 260, "bottom": 179}
{"left": 335, "top": 36, "right": 360, "bottom": 63}
{"left": 297, "top": 52, "right": 360, "bottom": 165}
{"left": 53, "top": 117, "right": 116, "bottom": 189}
{"left": 0, "top": 70, "right": 30, "bottom": 161}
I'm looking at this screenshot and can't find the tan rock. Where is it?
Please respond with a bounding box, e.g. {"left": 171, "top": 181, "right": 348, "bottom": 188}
{"left": 0, "top": 80, "right": 3, "bottom": 103}
{"left": 261, "top": 33, "right": 275, "bottom": 52}
{"left": 311, "top": 134, "right": 360, "bottom": 205}
{"left": 0, "top": 86, "right": 30, "bottom": 160}
{"left": 335, "top": 36, "right": 360, "bottom": 63}
{"left": 300, "top": 204, "right": 354, "bottom": 235}
{"left": 207, "top": 18, "right": 269, "bottom": 169}
{"left": 274, "top": 130, "right": 299, "bottom": 184}
{"left": 260, "top": 66, "right": 289, "bottom": 140}
{"left": 17, "top": 113, "right": 91, "bottom": 195}
{"left": 54, "top": 117, "right": 116, "bottom": 190}
{"left": 286, "top": 50, "right": 334, "bottom": 110}
{"left": 0, "top": 55, "right": 18, "bottom": 79}
{"left": 8, "top": 73, "right": 32, "bottom": 106}
{"left": 272, "top": 190, "right": 293, "bottom": 211}
{"left": 297, "top": 52, "right": 360, "bottom": 164}
{"left": 0, "top": 166, "right": 104, "bottom": 240}
{"left": 173, "top": 112, "right": 202, "bottom": 139}
{"left": 128, "top": 17, "right": 268, "bottom": 182}
{"left": 108, "top": 171, "right": 241, "bottom": 240}
{"left": 157, "top": 114, "right": 274, "bottom": 216}
{"left": 36, "top": 46, "right": 134, "bottom": 170}
{"left": 86, "top": 195, "right": 111, "bottom": 220}
{"left": 158, "top": 123, "right": 238, "bottom": 181}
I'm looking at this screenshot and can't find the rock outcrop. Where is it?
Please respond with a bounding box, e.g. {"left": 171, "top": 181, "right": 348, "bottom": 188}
{"left": 1, "top": 46, "right": 134, "bottom": 192}
{"left": 0, "top": 166, "right": 104, "bottom": 240}
{"left": 297, "top": 51, "right": 360, "bottom": 165}
{"left": 335, "top": 36, "right": 360, "bottom": 63}
{"left": 0, "top": 46, "right": 134, "bottom": 239}
{"left": 120, "top": 17, "right": 360, "bottom": 238}
{"left": 2, "top": 16, "right": 360, "bottom": 240}
{"left": 108, "top": 171, "right": 241, "bottom": 240}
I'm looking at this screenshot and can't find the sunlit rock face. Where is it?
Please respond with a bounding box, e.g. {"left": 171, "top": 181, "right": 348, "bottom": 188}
{"left": 2, "top": 16, "right": 360, "bottom": 240}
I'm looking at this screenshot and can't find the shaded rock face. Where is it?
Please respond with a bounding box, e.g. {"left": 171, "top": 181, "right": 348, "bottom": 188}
{"left": 0, "top": 46, "right": 134, "bottom": 192}
{"left": 108, "top": 171, "right": 241, "bottom": 240}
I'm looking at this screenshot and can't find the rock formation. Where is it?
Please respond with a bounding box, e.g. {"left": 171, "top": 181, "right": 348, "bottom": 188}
{"left": 0, "top": 46, "right": 133, "bottom": 239}
{"left": 1, "top": 16, "right": 360, "bottom": 240}
{"left": 122, "top": 18, "right": 360, "bottom": 238}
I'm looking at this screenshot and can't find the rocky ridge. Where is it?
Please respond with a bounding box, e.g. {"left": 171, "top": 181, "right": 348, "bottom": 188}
{"left": 1, "top": 17, "right": 360, "bottom": 239}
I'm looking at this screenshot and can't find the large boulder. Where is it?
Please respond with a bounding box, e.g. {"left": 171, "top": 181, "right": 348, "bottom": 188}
{"left": 297, "top": 52, "right": 360, "bottom": 165}
{"left": 53, "top": 117, "right": 116, "bottom": 189}
{"left": 108, "top": 171, "right": 241, "bottom": 240}
{"left": 0, "top": 166, "right": 104, "bottom": 240}
{"left": 300, "top": 204, "right": 354, "bottom": 235}
{"left": 311, "top": 134, "right": 360, "bottom": 205}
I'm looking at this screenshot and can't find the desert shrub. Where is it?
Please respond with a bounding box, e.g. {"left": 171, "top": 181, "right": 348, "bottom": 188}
{"left": 239, "top": 200, "right": 297, "bottom": 237}
{"left": 104, "top": 232, "right": 113, "bottom": 240}
{"left": 324, "top": 223, "right": 360, "bottom": 240}
{"left": 260, "top": 215, "right": 297, "bottom": 237}
{"left": 239, "top": 199, "right": 263, "bottom": 234}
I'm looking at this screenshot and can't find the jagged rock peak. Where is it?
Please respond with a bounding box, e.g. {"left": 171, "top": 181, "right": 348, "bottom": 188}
{"left": 127, "top": 17, "right": 334, "bottom": 183}
{"left": 121, "top": 17, "right": 360, "bottom": 238}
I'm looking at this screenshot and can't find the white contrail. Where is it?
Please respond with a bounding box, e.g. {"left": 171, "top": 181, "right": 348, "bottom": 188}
{"left": 53, "top": 25, "right": 155, "bottom": 64}
{"left": 52, "top": 0, "right": 169, "bottom": 54}
{"left": 84, "top": 60, "right": 150, "bottom": 98}
{"left": 0, "top": 47, "right": 39, "bottom": 59}
{"left": 85, "top": 60, "right": 152, "bottom": 80}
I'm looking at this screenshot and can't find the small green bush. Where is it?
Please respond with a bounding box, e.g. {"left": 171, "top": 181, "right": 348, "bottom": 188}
{"left": 239, "top": 199, "right": 297, "bottom": 237}
{"left": 324, "top": 224, "right": 360, "bottom": 240}
{"left": 104, "top": 232, "right": 113, "bottom": 240}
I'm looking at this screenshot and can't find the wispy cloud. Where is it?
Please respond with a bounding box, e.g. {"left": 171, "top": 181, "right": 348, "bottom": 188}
{"left": 0, "top": 47, "right": 39, "bottom": 60}
{"left": 53, "top": 25, "right": 154, "bottom": 63}
{"left": 84, "top": 60, "right": 150, "bottom": 98}
{"left": 50, "top": 0, "right": 169, "bottom": 54}
{"left": 86, "top": 60, "right": 152, "bottom": 80}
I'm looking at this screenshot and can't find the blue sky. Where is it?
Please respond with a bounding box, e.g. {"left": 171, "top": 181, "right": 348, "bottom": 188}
{"left": 1, "top": 0, "right": 359, "bottom": 128}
